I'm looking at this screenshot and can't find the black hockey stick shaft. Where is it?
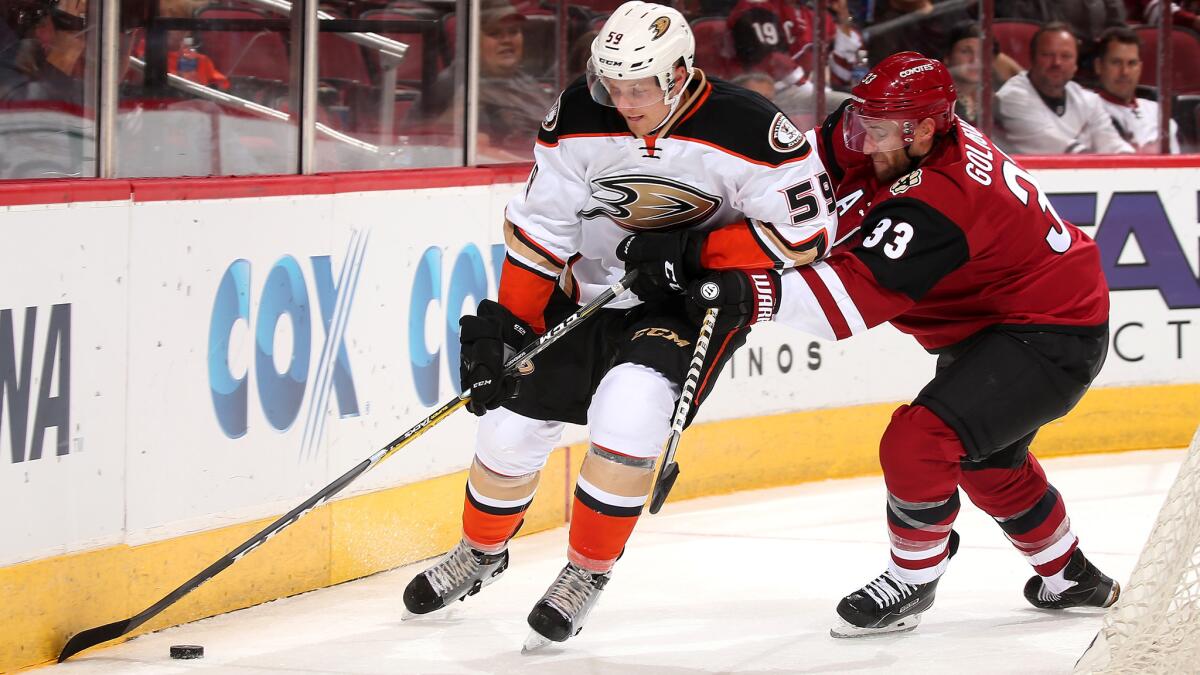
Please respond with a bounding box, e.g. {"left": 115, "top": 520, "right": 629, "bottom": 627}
{"left": 58, "top": 270, "right": 637, "bottom": 662}
{"left": 649, "top": 307, "right": 718, "bottom": 514}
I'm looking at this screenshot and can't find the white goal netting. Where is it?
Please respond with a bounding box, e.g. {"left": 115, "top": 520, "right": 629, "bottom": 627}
{"left": 1074, "top": 425, "right": 1200, "bottom": 674}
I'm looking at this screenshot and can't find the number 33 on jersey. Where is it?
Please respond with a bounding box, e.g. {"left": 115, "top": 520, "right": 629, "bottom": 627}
{"left": 776, "top": 119, "right": 1109, "bottom": 351}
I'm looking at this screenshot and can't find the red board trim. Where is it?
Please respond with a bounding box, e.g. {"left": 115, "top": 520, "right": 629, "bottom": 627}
{"left": 0, "top": 164, "right": 535, "bottom": 206}
{"left": 1018, "top": 154, "right": 1200, "bottom": 169}
{"left": 2, "top": 155, "right": 1199, "bottom": 207}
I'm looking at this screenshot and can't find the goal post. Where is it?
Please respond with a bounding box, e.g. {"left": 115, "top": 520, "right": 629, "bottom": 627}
{"left": 1074, "top": 424, "right": 1200, "bottom": 674}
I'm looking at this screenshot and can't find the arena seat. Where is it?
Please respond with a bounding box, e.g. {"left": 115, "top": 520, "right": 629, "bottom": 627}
{"left": 993, "top": 19, "right": 1040, "bottom": 71}
{"left": 690, "top": 17, "right": 737, "bottom": 79}
{"left": 1133, "top": 25, "right": 1200, "bottom": 94}
{"left": 194, "top": 6, "right": 290, "bottom": 82}
{"left": 317, "top": 14, "right": 370, "bottom": 85}
{"left": 359, "top": 9, "right": 442, "bottom": 86}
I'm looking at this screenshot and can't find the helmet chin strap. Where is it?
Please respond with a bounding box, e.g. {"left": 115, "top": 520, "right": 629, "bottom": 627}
{"left": 647, "top": 68, "right": 695, "bottom": 135}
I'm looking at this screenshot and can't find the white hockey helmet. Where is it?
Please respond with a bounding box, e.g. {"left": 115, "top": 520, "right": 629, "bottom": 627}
{"left": 587, "top": 1, "right": 696, "bottom": 111}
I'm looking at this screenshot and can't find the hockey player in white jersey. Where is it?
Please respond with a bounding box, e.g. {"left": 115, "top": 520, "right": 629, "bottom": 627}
{"left": 402, "top": 0, "right": 838, "bottom": 649}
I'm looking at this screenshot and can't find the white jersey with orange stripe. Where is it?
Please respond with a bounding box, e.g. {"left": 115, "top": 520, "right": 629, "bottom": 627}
{"left": 501, "top": 71, "right": 840, "bottom": 321}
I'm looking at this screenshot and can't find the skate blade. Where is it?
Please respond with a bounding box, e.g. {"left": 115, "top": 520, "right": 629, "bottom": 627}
{"left": 829, "top": 613, "right": 922, "bottom": 638}
{"left": 521, "top": 631, "right": 553, "bottom": 654}
{"left": 400, "top": 609, "right": 418, "bottom": 622}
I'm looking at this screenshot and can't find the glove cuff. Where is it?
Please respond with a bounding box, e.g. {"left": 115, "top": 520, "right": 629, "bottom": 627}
{"left": 682, "top": 231, "right": 706, "bottom": 278}
{"left": 476, "top": 299, "right": 535, "bottom": 348}
{"left": 745, "top": 270, "right": 780, "bottom": 324}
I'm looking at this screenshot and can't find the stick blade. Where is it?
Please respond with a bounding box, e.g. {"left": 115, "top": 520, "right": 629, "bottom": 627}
{"left": 649, "top": 463, "right": 680, "bottom": 514}
{"left": 59, "top": 618, "right": 132, "bottom": 662}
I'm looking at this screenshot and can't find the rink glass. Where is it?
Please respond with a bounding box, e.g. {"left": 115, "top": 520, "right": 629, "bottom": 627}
{"left": 1, "top": 0, "right": 1195, "bottom": 180}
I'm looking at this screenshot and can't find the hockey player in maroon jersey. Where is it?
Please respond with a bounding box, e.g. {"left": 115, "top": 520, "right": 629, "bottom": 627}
{"left": 400, "top": 0, "right": 838, "bottom": 649}
{"left": 682, "top": 52, "right": 1120, "bottom": 636}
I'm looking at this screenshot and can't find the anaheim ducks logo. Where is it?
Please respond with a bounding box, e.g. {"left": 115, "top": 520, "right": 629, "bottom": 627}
{"left": 581, "top": 175, "right": 722, "bottom": 232}
{"left": 650, "top": 16, "right": 670, "bottom": 39}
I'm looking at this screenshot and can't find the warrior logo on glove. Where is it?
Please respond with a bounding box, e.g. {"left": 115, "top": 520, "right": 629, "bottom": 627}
{"left": 686, "top": 270, "right": 781, "bottom": 332}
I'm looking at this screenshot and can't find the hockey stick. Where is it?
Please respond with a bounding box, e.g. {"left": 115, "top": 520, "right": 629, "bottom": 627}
{"left": 648, "top": 307, "right": 718, "bottom": 514}
{"left": 58, "top": 270, "right": 638, "bottom": 663}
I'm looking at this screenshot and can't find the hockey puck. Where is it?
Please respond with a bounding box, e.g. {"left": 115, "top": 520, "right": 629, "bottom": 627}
{"left": 169, "top": 644, "right": 204, "bottom": 659}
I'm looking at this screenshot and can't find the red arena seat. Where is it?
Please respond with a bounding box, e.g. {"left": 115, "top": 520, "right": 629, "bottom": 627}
{"left": 359, "top": 9, "right": 439, "bottom": 85}
{"left": 690, "top": 16, "right": 737, "bottom": 79}
{"left": 993, "top": 19, "right": 1040, "bottom": 71}
{"left": 194, "top": 6, "right": 290, "bottom": 82}
{"left": 1134, "top": 25, "right": 1200, "bottom": 94}
{"left": 318, "top": 23, "right": 371, "bottom": 84}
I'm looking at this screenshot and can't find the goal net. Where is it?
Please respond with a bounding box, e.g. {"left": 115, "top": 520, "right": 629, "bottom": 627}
{"left": 1074, "top": 425, "right": 1200, "bottom": 674}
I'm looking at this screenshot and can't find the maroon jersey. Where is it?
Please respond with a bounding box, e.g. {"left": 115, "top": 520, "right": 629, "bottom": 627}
{"left": 775, "top": 110, "right": 1109, "bottom": 351}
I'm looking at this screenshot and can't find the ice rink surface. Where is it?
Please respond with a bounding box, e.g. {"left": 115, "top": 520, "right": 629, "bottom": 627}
{"left": 48, "top": 448, "right": 1185, "bottom": 675}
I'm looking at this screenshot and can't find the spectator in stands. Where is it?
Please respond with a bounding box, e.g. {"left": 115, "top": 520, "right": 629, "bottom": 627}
{"left": 995, "top": 22, "right": 1134, "bottom": 153}
{"left": 0, "top": 0, "right": 90, "bottom": 103}
{"left": 1093, "top": 26, "right": 1180, "bottom": 152}
{"left": 727, "top": 68, "right": 820, "bottom": 121}
{"left": 413, "top": 0, "right": 553, "bottom": 160}
{"left": 726, "top": 0, "right": 862, "bottom": 90}
{"left": 866, "top": 0, "right": 974, "bottom": 66}
{"left": 1125, "top": 0, "right": 1200, "bottom": 32}
{"left": 722, "top": 0, "right": 859, "bottom": 127}
{"left": 132, "top": 0, "right": 229, "bottom": 91}
{"left": 942, "top": 20, "right": 1023, "bottom": 125}
{"left": 730, "top": 70, "right": 777, "bottom": 99}
{"left": 1, "top": 9, "right": 31, "bottom": 96}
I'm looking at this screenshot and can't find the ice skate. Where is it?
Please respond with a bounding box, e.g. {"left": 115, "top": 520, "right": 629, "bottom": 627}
{"left": 522, "top": 562, "right": 610, "bottom": 652}
{"left": 831, "top": 530, "right": 959, "bottom": 638}
{"left": 1023, "top": 548, "right": 1119, "bottom": 610}
{"left": 402, "top": 540, "right": 509, "bottom": 619}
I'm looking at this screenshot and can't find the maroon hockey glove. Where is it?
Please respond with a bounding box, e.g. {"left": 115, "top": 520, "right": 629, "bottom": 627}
{"left": 686, "top": 270, "right": 780, "bottom": 331}
{"left": 616, "top": 231, "right": 706, "bottom": 302}
{"left": 459, "top": 300, "right": 534, "bottom": 416}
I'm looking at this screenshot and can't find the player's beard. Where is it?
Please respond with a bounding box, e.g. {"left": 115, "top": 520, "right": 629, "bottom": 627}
{"left": 870, "top": 149, "right": 915, "bottom": 183}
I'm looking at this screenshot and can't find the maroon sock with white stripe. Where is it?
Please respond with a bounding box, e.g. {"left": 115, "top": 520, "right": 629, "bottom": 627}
{"left": 961, "top": 456, "right": 1078, "bottom": 581}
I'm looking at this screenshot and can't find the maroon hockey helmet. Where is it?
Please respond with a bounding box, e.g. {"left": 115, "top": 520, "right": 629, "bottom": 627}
{"left": 843, "top": 51, "right": 957, "bottom": 153}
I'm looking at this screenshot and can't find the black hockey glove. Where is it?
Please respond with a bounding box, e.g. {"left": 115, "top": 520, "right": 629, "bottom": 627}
{"left": 616, "top": 230, "right": 706, "bottom": 302}
{"left": 686, "top": 270, "right": 781, "bottom": 332}
{"left": 459, "top": 299, "right": 535, "bottom": 416}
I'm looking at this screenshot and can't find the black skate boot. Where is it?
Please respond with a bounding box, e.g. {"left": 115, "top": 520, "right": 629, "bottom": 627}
{"left": 1023, "top": 548, "right": 1120, "bottom": 610}
{"left": 522, "top": 563, "right": 611, "bottom": 652}
{"left": 831, "top": 530, "right": 960, "bottom": 638}
{"left": 402, "top": 540, "right": 509, "bottom": 619}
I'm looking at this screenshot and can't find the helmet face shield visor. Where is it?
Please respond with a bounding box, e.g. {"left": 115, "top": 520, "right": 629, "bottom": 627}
{"left": 586, "top": 61, "right": 668, "bottom": 110}
{"left": 842, "top": 105, "right": 916, "bottom": 154}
